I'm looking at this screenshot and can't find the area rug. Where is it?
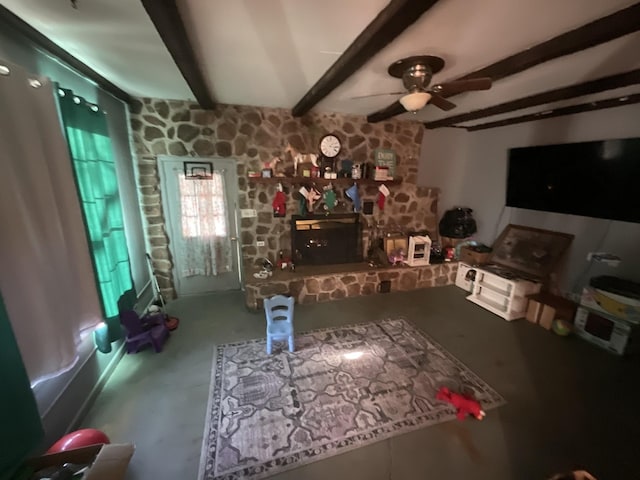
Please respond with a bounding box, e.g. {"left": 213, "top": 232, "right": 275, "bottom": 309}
{"left": 199, "top": 318, "right": 505, "bottom": 479}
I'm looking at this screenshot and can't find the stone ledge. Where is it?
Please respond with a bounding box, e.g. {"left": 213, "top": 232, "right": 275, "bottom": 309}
{"left": 245, "top": 262, "right": 458, "bottom": 310}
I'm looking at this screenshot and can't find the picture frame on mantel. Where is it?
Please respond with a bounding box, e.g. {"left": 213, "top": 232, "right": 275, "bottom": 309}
{"left": 374, "top": 148, "right": 397, "bottom": 180}
{"left": 489, "top": 224, "right": 574, "bottom": 279}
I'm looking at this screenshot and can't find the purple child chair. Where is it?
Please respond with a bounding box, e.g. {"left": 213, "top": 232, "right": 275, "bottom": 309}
{"left": 120, "top": 310, "right": 169, "bottom": 354}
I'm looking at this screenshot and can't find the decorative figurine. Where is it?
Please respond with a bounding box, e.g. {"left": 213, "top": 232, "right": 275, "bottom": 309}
{"left": 284, "top": 142, "right": 318, "bottom": 176}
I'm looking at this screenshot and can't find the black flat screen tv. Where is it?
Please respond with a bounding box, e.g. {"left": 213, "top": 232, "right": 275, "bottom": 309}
{"left": 506, "top": 138, "right": 640, "bottom": 224}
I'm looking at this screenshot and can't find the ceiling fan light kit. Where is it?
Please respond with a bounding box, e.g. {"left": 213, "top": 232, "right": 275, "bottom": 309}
{"left": 361, "top": 55, "right": 493, "bottom": 122}
{"left": 400, "top": 92, "right": 431, "bottom": 112}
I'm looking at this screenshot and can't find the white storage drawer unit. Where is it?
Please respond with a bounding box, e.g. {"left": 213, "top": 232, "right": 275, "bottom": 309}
{"left": 467, "top": 268, "right": 541, "bottom": 321}
{"left": 455, "top": 262, "right": 477, "bottom": 293}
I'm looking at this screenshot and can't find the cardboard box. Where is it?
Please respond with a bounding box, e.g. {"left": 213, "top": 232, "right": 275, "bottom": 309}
{"left": 24, "top": 444, "right": 134, "bottom": 480}
{"left": 526, "top": 293, "right": 577, "bottom": 330}
{"left": 459, "top": 246, "right": 491, "bottom": 265}
{"left": 526, "top": 301, "right": 556, "bottom": 329}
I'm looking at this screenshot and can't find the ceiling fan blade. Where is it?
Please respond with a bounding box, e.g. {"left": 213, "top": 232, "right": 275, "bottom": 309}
{"left": 428, "top": 93, "right": 456, "bottom": 111}
{"left": 366, "top": 100, "right": 406, "bottom": 123}
{"left": 433, "top": 77, "right": 492, "bottom": 96}
{"left": 351, "top": 91, "right": 405, "bottom": 100}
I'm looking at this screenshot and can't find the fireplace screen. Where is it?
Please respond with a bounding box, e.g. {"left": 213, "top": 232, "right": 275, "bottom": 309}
{"left": 291, "top": 214, "right": 362, "bottom": 265}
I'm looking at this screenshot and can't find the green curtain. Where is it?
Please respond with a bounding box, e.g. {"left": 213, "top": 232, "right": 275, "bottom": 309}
{"left": 0, "top": 293, "right": 43, "bottom": 480}
{"left": 57, "top": 89, "right": 133, "bottom": 319}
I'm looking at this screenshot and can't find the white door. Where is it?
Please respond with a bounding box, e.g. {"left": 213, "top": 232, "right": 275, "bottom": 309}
{"left": 159, "top": 156, "right": 241, "bottom": 296}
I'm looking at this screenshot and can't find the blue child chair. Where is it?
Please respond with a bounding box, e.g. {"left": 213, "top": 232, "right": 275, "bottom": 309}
{"left": 264, "top": 295, "right": 295, "bottom": 354}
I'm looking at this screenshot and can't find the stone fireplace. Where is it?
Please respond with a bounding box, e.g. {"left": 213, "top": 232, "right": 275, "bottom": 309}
{"left": 291, "top": 214, "right": 362, "bottom": 265}
{"left": 129, "top": 100, "right": 440, "bottom": 300}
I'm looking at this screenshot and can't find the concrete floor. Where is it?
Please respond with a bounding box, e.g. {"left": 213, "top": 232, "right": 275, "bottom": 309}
{"left": 80, "top": 286, "right": 640, "bottom": 479}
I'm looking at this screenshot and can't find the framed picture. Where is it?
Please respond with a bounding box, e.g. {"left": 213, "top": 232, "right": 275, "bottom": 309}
{"left": 489, "top": 224, "right": 574, "bottom": 278}
{"left": 183, "top": 161, "right": 213, "bottom": 179}
{"left": 374, "top": 148, "right": 396, "bottom": 179}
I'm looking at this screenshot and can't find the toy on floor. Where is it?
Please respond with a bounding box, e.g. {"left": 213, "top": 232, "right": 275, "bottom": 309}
{"left": 147, "top": 305, "right": 180, "bottom": 331}
{"left": 47, "top": 428, "right": 110, "bottom": 453}
{"left": 436, "top": 386, "right": 485, "bottom": 420}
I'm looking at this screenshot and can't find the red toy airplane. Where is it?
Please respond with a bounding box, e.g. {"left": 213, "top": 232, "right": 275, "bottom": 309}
{"left": 436, "top": 386, "right": 485, "bottom": 420}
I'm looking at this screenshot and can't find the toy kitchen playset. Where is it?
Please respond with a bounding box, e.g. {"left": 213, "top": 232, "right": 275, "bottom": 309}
{"left": 459, "top": 224, "right": 639, "bottom": 355}
{"left": 573, "top": 275, "right": 640, "bottom": 355}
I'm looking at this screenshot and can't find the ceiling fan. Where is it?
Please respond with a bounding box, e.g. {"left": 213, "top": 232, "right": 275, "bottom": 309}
{"left": 357, "top": 55, "right": 492, "bottom": 123}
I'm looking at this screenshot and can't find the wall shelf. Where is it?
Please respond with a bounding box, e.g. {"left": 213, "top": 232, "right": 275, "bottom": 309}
{"left": 247, "top": 176, "right": 402, "bottom": 186}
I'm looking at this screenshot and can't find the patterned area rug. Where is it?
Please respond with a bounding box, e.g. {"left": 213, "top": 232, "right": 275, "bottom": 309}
{"left": 199, "top": 318, "right": 504, "bottom": 479}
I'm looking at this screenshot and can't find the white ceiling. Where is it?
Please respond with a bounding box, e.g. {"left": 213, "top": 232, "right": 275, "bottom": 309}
{"left": 3, "top": 0, "right": 640, "bottom": 125}
{"left": 1, "top": 0, "right": 192, "bottom": 99}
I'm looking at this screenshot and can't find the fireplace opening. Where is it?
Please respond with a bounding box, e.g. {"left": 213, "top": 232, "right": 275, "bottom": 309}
{"left": 291, "top": 214, "right": 362, "bottom": 266}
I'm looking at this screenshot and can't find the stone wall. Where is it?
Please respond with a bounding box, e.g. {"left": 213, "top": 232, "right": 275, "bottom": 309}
{"left": 129, "top": 99, "right": 438, "bottom": 299}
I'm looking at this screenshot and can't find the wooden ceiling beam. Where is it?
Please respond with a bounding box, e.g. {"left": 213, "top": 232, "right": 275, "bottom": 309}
{"left": 367, "top": 2, "right": 640, "bottom": 124}
{"left": 0, "top": 5, "right": 132, "bottom": 105}
{"left": 292, "top": 0, "right": 440, "bottom": 117}
{"left": 366, "top": 100, "right": 406, "bottom": 124}
{"left": 424, "top": 69, "right": 640, "bottom": 129}
{"left": 464, "top": 93, "right": 640, "bottom": 131}
{"left": 449, "top": 2, "right": 640, "bottom": 91}
{"left": 141, "top": 0, "right": 214, "bottom": 109}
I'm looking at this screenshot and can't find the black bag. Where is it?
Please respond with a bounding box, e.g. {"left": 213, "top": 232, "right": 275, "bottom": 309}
{"left": 439, "top": 207, "right": 477, "bottom": 238}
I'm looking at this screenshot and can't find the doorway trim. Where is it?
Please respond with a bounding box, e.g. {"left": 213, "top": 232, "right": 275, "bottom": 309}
{"left": 157, "top": 155, "right": 242, "bottom": 296}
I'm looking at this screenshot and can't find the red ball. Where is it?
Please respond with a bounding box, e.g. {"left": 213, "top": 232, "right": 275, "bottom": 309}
{"left": 47, "top": 428, "right": 110, "bottom": 454}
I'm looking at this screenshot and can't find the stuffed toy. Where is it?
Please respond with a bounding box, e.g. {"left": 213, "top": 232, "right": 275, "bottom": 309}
{"left": 436, "top": 386, "right": 485, "bottom": 420}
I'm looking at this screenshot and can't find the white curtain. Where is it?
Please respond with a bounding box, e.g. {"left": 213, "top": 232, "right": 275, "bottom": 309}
{"left": 0, "top": 59, "right": 102, "bottom": 384}
{"left": 178, "top": 171, "right": 233, "bottom": 277}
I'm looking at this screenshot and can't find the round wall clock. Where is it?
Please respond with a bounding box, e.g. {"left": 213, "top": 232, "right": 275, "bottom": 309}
{"left": 319, "top": 134, "right": 342, "bottom": 158}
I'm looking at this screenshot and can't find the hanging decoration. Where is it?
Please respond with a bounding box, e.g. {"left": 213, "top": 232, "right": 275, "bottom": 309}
{"left": 345, "top": 183, "right": 361, "bottom": 213}
{"left": 323, "top": 184, "right": 337, "bottom": 212}
{"left": 298, "top": 186, "right": 309, "bottom": 216}
{"left": 377, "top": 184, "right": 390, "bottom": 210}
{"left": 307, "top": 187, "right": 321, "bottom": 212}
{"left": 272, "top": 183, "right": 286, "bottom": 217}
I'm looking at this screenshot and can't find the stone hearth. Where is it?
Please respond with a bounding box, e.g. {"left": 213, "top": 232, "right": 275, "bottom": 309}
{"left": 245, "top": 262, "right": 458, "bottom": 310}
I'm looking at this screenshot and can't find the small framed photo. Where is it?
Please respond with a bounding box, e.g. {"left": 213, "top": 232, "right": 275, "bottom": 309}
{"left": 261, "top": 168, "right": 273, "bottom": 178}
{"left": 184, "top": 161, "right": 213, "bottom": 179}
